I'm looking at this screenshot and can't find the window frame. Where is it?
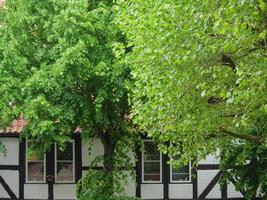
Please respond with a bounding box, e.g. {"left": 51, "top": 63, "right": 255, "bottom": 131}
{"left": 170, "top": 158, "right": 191, "bottom": 183}
{"left": 142, "top": 139, "right": 162, "bottom": 183}
{"left": 25, "top": 141, "right": 46, "bottom": 183}
{"left": 54, "top": 140, "right": 75, "bottom": 183}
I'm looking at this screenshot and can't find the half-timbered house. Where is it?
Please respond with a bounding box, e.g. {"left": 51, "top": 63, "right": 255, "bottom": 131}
{"left": 0, "top": 119, "right": 249, "bottom": 200}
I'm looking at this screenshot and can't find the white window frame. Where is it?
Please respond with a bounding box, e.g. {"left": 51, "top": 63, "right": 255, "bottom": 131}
{"left": 25, "top": 141, "right": 46, "bottom": 183}
{"left": 170, "top": 158, "right": 191, "bottom": 183}
{"left": 142, "top": 140, "right": 162, "bottom": 183}
{"left": 55, "top": 140, "right": 75, "bottom": 183}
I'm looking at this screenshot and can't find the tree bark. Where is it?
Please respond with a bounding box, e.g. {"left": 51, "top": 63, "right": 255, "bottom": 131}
{"left": 102, "top": 135, "right": 115, "bottom": 173}
{"left": 99, "top": 131, "right": 116, "bottom": 196}
{"left": 220, "top": 128, "right": 264, "bottom": 142}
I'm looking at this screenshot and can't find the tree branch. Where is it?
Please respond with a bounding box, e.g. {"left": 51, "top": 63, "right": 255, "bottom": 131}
{"left": 219, "top": 128, "right": 264, "bottom": 142}
{"left": 236, "top": 46, "right": 267, "bottom": 59}
{"left": 221, "top": 53, "right": 237, "bottom": 73}
{"left": 220, "top": 104, "right": 263, "bottom": 118}
{"left": 208, "top": 96, "right": 225, "bottom": 104}
{"left": 205, "top": 128, "right": 265, "bottom": 143}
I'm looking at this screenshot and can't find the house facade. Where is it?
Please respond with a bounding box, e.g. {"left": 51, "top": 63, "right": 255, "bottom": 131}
{"left": 0, "top": 120, "right": 247, "bottom": 200}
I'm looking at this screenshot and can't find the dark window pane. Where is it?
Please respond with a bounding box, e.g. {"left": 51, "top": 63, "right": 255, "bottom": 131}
{"left": 144, "top": 174, "right": 161, "bottom": 181}
{"left": 172, "top": 165, "right": 189, "bottom": 174}
{"left": 144, "top": 142, "right": 160, "bottom": 160}
{"left": 144, "top": 162, "right": 161, "bottom": 174}
{"left": 56, "top": 162, "right": 73, "bottom": 182}
{"left": 57, "top": 142, "right": 73, "bottom": 160}
{"left": 27, "top": 162, "right": 44, "bottom": 181}
{"left": 172, "top": 173, "right": 190, "bottom": 181}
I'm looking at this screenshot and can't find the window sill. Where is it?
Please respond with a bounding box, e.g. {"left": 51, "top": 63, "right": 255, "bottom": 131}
{"left": 141, "top": 182, "right": 163, "bottom": 184}
{"left": 169, "top": 181, "right": 192, "bottom": 184}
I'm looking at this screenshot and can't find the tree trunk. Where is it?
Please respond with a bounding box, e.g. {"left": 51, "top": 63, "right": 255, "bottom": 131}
{"left": 99, "top": 132, "right": 116, "bottom": 196}
{"left": 102, "top": 136, "right": 115, "bottom": 173}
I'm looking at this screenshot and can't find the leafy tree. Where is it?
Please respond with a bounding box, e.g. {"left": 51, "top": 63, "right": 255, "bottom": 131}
{"left": 0, "top": 0, "right": 136, "bottom": 199}
{"left": 117, "top": 0, "right": 267, "bottom": 198}
{"left": 221, "top": 141, "right": 267, "bottom": 199}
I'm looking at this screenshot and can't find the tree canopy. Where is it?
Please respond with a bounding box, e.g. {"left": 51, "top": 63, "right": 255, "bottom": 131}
{"left": 0, "top": 0, "right": 128, "bottom": 144}
{"left": 117, "top": 0, "right": 267, "bottom": 198}
{"left": 0, "top": 0, "right": 135, "bottom": 199}
{"left": 0, "top": 0, "right": 266, "bottom": 199}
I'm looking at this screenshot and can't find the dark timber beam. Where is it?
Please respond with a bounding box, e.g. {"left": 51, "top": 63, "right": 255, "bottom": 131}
{"left": 75, "top": 134, "right": 82, "bottom": 182}
{"left": 19, "top": 140, "right": 25, "bottom": 200}
{"left": 0, "top": 175, "right": 17, "bottom": 199}
{"left": 163, "top": 154, "right": 169, "bottom": 200}
{"left": 46, "top": 144, "right": 55, "bottom": 200}
{"left": 197, "top": 164, "right": 220, "bottom": 170}
{"left": 135, "top": 144, "right": 141, "bottom": 198}
{"left": 221, "top": 182, "right": 227, "bottom": 199}
{"left": 0, "top": 165, "right": 20, "bottom": 170}
{"left": 192, "top": 168, "right": 198, "bottom": 199}
{"left": 198, "top": 171, "right": 222, "bottom": 200}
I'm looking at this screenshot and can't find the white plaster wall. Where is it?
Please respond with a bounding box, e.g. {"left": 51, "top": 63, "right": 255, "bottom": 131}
{"left": 54, "top": 184, "right": 76, "bottom": 199}
{"left": 198, "top": 154, "right": 220, "bottom": 164}
{"left": 24, "top": 184, "right": 48, "bottom": 199}
{"left": 122, "top": 170, "right": 136, "bottom": 197}
{"left": 81, "top": 138, "right": 135, "bottom": 166}
{"left": 227, "top": 182, "right": 243, "bottom": 198}
{"left": 141, "top": 184, "right": 163, "bottom": 199}
{"left": 198, "top": 170, "right": 220, "bottom": 198}
{"left": 169, "top": 184, "right": 193, "bottom": 199}
{"left": 0, "top": 137, "right": 19, "bottom": 165}
{"left": 0, "top": 184, "right": 9, "bottom": 198}
{"left": 82, "top": 138, "right": 104, "bottom": 167}
{"left": 206, "top": 183, "right": 221, "bottom": 198}
{"left": 0, "top": 170, "right": 19, "bottom": 197}
{"left": 82, "top": 170, "right": 87, "bottom": 177}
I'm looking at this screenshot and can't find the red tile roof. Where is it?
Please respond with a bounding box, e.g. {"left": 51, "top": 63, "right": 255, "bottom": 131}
{"left": 0, "top": 0, "right": 5, "bottom": 7}
{"left": 0, "top": 119, "right": 26, "bottom": 134}
{"left": 0, "top": 119, "right": 81, "bottom": 135}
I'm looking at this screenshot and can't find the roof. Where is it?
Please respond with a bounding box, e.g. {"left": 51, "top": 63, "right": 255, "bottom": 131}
{"left": 0, "top": 118, "right": 81, "bottom": 135}
{"left": 0, "top": 0, "right": 5, "bottom": 7}
{"left": 0, "top": 119, "right": 26, "bottom": 135}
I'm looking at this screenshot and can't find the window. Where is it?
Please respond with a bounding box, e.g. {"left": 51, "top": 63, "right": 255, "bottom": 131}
{"left": 170, "top": 156, "right": 191, "bottom": 183}
{"left": 55, "top": 141, "right": 75, "bottom": 183}
{"left": 26, "top": 141, "right": 46, "bottom": 183}
{"left": 142, "top": 140, "right": 162, "bottom": 183}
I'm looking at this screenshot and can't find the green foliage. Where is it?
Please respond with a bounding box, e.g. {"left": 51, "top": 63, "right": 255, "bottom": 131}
{"left": 77, "top": 134, "right": 138, "bottom": 200}
{"left": 220, "top": 117, "right": 267, "bottom": 199}
{"left": 0, "top": 0, "right": 129, "bottom": 145}
{"left": 220, "top": 141, "right": 267, "bottom": 199}
{"left": 0, "top": 140, "right": 6, "bottom": 155}
{"left": 78, "top": 170, "right": 116, "bottom": 200}
{"left": 117, "top": 0, "right": 267, "bottom": 197}
{"left": 0, "top": 0, "right": 134, "bottom": 199}
{"left": 77, "top": 170, "right": 138, "bottom": 200}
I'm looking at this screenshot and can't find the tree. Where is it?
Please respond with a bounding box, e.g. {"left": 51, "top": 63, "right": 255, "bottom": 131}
{"left": 117, "top": 0, "right": 267, "bottom": 198}
{"left": 0, "top": 0, "right": 136, "bottom": 199}
{"left": 221, "top": 139, "right": 267, "bottom": 199}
